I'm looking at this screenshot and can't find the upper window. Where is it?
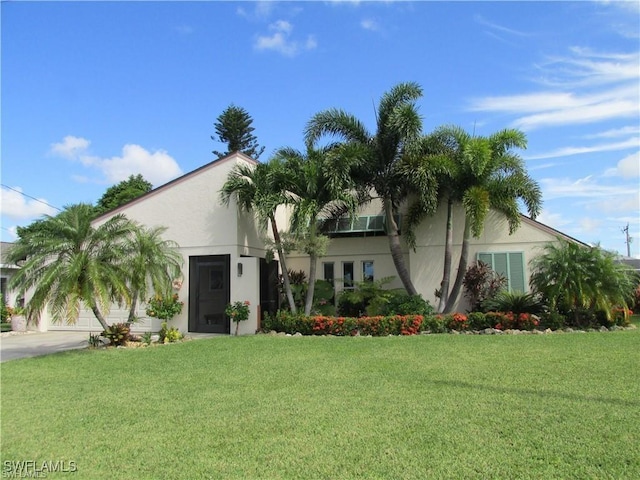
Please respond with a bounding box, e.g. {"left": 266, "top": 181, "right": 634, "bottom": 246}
{"left": 342, "top": 262, "right": 355, "bottom": 290}
{"left": 477, "top": 252, "right": 525, "bottom": 293}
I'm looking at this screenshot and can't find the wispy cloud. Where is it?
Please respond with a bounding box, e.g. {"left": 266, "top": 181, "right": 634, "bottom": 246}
{"left": 525, "top": 137, "right": 639, "bottom": 160}
{"left": 173, "top": 24, "right": 194, "bottom": 35}
{"left": 473, "top": 15, "right": 530, "bottom": 37}
{"left": 237, "top": 1, "right": 274, "bottom": 21}
{"left": 49, "top": 136, "right": 183, "bottom": 186}
{"left": 360, "top": 18, "right": 380, "bottom": 32}
{"left": 254, "top": 20, "right": 317, "bottom": 57}
{"left": 469, "top": 48, "right": 640, "bottom": 131}
{"left": 540, "top": 176, "right": 638, "bottom": 200}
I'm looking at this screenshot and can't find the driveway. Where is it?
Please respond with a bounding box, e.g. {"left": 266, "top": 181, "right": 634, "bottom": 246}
{"left": 0, "top": 331, "right": 89, "bottom": 362}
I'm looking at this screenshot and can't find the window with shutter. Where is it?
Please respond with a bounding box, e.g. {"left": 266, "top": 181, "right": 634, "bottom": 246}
{"left": 476, "top": 252, "right": 526, "bottom": 293}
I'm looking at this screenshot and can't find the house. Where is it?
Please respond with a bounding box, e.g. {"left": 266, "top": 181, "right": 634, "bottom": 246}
{"left": 32, "top": 152, "right": 583, "bottom": 333}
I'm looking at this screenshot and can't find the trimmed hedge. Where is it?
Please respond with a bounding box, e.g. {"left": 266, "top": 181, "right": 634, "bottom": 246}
{"left": 263, "top": 311, "right": 423, "bottom": 336}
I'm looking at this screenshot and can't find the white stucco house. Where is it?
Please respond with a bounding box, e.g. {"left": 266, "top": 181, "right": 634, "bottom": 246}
{"left": 30, "top": 152, "right": 583, "bottom": 334}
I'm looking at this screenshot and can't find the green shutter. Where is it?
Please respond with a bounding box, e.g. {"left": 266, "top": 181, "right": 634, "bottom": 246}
{"left": 478, "top": 253, "right": 492, "bottom": 266}
{"left": 493, "top": 253, "right": 508, "bottom": 279}
{"left": 508, "top": 252, "right": 525, "bottom": 293}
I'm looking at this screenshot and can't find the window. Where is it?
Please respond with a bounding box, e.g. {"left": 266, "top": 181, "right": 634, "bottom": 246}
{"left": 477, "top": 252, "right": 525, "bottom": 292}
{"left": 362, "top": 261, "right": 374, "bottom": 282}
{"left": 323, "top": 263, "right": 335, "bottom": 286}
{"left": 342, "top": 262, "right": 354, "bottom": 290}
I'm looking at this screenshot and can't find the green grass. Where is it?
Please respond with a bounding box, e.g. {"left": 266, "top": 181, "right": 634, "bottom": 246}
{"left": 2, "top": 331, "right": 639, "bottom": 479}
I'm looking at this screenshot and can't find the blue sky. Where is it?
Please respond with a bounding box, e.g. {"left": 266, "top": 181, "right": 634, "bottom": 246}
{"left": 2, "top": 1, "right": 639, "bottom": 257}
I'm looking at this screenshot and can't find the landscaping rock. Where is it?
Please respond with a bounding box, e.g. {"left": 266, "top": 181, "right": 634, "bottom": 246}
{"left": 293, "top": 332, "right": 303, "bottom": 337}
{"left": 599, "top": 326, "right": 609, "bottom": 332}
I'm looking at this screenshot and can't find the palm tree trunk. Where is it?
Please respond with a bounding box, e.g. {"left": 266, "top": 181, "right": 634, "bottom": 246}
{"left": 270, "top": 215, "right": 297, "bottom": 313}
{"left": 384, "top": 198, "right": 417, "bottom": 296}
{"left": 127, "top": 290, "right": 139, "bottom": 324}
{"left": 305, "top": 253, "right": 318, "bottom": 316}
{"left": 91, "top": 306, "right": 110, "bottom": 331}
{"left": 444, "top": 217, "right": 471, "bottom": 313}
{"left": 438, "top": 197, "right": 454, "bottom": 313}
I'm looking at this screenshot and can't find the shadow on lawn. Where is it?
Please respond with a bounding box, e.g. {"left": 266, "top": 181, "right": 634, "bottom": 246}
{"left": 429, "top": 379, "right": 640, "bottom": 408}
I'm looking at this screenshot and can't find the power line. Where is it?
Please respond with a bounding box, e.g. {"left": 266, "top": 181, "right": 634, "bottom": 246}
{"left": 1, "top": 184, "right": 62, "bottom": 212}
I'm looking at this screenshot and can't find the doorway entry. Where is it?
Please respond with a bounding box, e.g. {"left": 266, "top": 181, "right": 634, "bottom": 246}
{"left": 189, "top": 255, "right": 230, "bottom": 333}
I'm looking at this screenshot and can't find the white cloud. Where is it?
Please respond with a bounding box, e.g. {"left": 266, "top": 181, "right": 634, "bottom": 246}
{"left": 49, "top": 135, "right": 90, "bottom": 159}
{"left": 90, "top": 144, "right": 182, "bottom": 186}
{"left": 360, "top": 18, "right": 379, "bottom": 31}
{"left": 537, "top": 209, "right": 571, "bottom": 230}
{"left": 583, "top": 126, "right": 640, "bottom": 138}
{"left": 0, "top": 186, "right": 58, "bottom": 220}
{"left": 540, "top": 176, "right": 638, "bottom": 200}
{"left": 468, "top": 48, "right": 640, "bottom": 131}
{"left": 473, "top": 14, "right": 530, "bottom": 38}
{"left": 237, "top": 1, "right": 274, "bottom": 20}
{"left": 49, "top": 136, "right": 183, "bottom": 187}
{"left": 526, "top": 137, "right": 639, "bottom": 160}
{"left": 579, "top": 217, "right": 602, "bottom": 233}
{"left": 254, "top": 20, "right": 317, "bottom": 57}
{"left": 604, "top": 151, "right": 640, "bottom": 178}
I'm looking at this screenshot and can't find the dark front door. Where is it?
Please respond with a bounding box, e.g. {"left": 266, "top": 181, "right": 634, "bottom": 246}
{"left": 189, "top": 255, "right": 230, "bottom": 333}
{"left": 260, "top": 258, "right": 280, "bottom": 324}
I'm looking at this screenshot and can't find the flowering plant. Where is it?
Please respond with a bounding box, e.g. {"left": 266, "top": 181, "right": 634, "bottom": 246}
{"left": 146, "top": 293, "right": 184, "bottom": 321}
{"left": 225, "top": 300, "right": 250, "bottom": 336}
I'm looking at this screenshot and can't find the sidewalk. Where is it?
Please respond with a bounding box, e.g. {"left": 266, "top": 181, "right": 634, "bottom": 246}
{"left": 0, "top": 331, "right": 90, "bottom": 363}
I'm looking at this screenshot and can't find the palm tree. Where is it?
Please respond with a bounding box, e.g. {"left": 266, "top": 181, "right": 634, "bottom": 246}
{"left": 273, "top": 145, "right": 362, "bottom": 315}
{"left": 435, "top": 126, "right": 542, "bottom": 312}
{"left": 124, "top": 225, "right": 183, "bottom": 323}
{"left": 305, "top": 82, "right": 437, "bottom": 296}
{"left": 6, "top": 203, "right": 138, "bottom": 330}
{"left": 220, "top": 160, "right": 298, "bottom": 312}
{"left": 530, "top": 241, "right": 635, "bottom": 323}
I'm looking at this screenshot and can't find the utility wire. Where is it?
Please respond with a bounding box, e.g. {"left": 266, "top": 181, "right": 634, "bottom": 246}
{"left": 1, "top": 183, "right": 62, "bottom": 212}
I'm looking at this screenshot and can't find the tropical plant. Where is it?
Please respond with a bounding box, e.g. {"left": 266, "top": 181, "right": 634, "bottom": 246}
{"left": 220, "top": 159, "right": 298, "bottom": 313}
{"left": 273, "top": 145, "right": 362, "bottom": 315}
{"left": 212, "top": 104, "right": 265, "bottom": 160}
{"left": 462, "top": 261, "right": 507, "bottom": 312}
{"left": 6, "top": 203, "right": 138, "bottom": 330}
{"left": 529, "top": 240, "right": 636, "bottom": 323}
{"left": 158, "top": 321, "right": 184, "bottom": 343}
{"left": 482, "top": 291, "right": 544, "bottom": 315}
{"left": 102, "top": 322, "right": 131, "bottom": 347}
{"left": 225, "top": 300, "right": 251, "bottom": 336}
{"left": 125, "top": 225, "right": 183, "bottom": 323}
{"left": 305, "top": 82, "right": 440, "bottom": 296}
{"left": 430, "top": 126, "right": 542, "bottom": 312}
{"left": 146, "top": 293, "right": 184, "bottom": 321}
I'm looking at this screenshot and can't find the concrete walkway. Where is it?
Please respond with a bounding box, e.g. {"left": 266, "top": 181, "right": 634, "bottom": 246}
{"left": 0, "top": 331, "right": 225, "bottom": 363}
{"left": 0, "top": 331, "right": 90, "bottom": 363}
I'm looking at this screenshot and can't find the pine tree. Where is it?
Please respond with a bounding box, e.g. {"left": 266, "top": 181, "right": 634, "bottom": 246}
{"left": 212, "top": 104, "right": 265, "bottom": 160}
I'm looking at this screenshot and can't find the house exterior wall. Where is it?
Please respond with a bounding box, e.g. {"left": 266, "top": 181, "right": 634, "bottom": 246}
{"left": 286, "top": 202, "right": 568, "bottom": 313}
{"left": 46, "top": 153, "right": 266, "bottom": 333}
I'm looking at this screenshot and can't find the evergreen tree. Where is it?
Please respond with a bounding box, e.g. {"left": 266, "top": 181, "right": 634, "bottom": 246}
{"left": 95, "top": 174, "right": 153, "bottom": 215}
{"left": 212, "top": 104, "right": 265, "bottom": 160}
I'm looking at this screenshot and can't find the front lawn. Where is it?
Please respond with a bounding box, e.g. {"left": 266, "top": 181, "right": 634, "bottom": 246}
{"left": 1, "top": 331, "right": 639, "bottom": 479}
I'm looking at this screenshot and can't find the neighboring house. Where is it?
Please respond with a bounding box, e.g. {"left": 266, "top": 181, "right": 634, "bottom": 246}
{"left": 1, "top": 241, "right": 21, "bottom": 309}
{"left": 34, "top": 151, "right": 585, "bottom": 333}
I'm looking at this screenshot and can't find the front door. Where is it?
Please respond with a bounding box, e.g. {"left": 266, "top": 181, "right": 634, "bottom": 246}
{"left": 189, "top": 255, "right": 230, "bottom": 333}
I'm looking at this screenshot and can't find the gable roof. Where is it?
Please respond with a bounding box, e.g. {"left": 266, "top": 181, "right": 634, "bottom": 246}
{"left": 93, "top": 151, "right": 258, "bottom": 221}
{"left": 520, "top": 214, "right": 589, "bottom": 247}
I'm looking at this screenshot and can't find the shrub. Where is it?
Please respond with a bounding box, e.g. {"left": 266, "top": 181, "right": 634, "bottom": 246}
{"left": 421, "top": 315, "right": 448, "bottom": 334}
{"left": 141, "top": 331, "right": 153, "bottom": 345}
{"left": 102, "top": 323, "right": 131, "bottom": 347}
{"left": 374, "top": 292, "right": 434, "bottom": 317}
{"left": 1, "top": 298, "right": 14, "bottom": 323}
{"left": 467, "top": 312, "right": 494, "bottom": 330}
{"left": 446, "top": 313, "right": 470, "bottom": 331}
{"left": 463, "top": 261, "right": 506, "bottom": 312}
{"left": 337, "top": 277, "right": 396, "bottom": 317}
{"left": 482, "top": 291, "right": 544, "bottom": 315}
{"left": 225, "top": 300, "right": 251, "bottom": 336}
{"left": 263, "top": 311, "right": 423, "bottom": 336}
{"left": 489, "top": 312, "right": 540, "bottom": 331}
{"left": 539, "top": 311, "right": 566, "bottom": 330}
{"left": 146, "top": 293, "right": 184, "bottom": 321}
{"left": 159, "top": 322, "right": 183, "bottom": 344}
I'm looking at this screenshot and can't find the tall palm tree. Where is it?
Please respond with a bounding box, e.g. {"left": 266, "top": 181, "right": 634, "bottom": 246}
{"left": 273, "top": 145, "right": 362, "bottom": 315}
{"left": 220, "top": 160, "right": 298, "bottom": 312}
{"left": 7, "top": 203, "right": 138, "bottom": 330}
{"left": 435, "top": 126, "right": 542, "bottom": 312}
{"left": 305, "top": 82, "right": 437, "bottom": 296}
{"left": 124, "top": 225, "right": 183, "bottom": 323}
